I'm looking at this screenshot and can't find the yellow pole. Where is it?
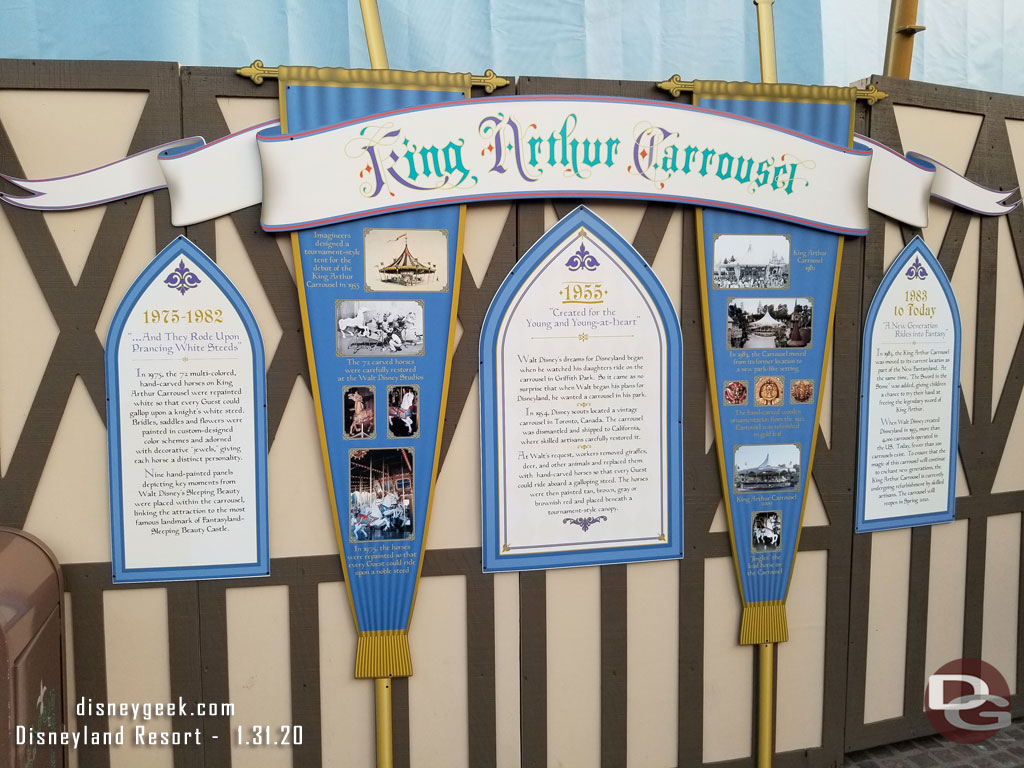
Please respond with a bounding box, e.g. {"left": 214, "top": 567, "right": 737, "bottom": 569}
{"left": 883, "top": 0, "right": 925, "bottom": 78}
{"left": 355, "top": 5, "right": 394, "bottom": 766}
{"left": 752, "top": 6, "right": 777, "bottom": 766}
{"left": 752, "top": 0, "right": 778, "bottom": 83}
{"left": 758, "top": 644, "right": 774, "bottom": 768}
{"left": 375, "top": 677, "right": 394, "bottom": 768}
{"left": 359, "top": 0, "right": 390, "bottom": 69}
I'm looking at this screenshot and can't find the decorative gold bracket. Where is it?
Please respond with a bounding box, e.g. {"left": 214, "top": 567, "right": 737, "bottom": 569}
{"left": 655, "top": 74, "right": 888, "bottom": 105}
{"left": 237, "top": 59, "right": 276, "bottom": 85}
{"left": 472, "top": 69, "right": 511, "bottom": 94}
{"left": 236, "top": 60, "right": 510, "bottom": 93}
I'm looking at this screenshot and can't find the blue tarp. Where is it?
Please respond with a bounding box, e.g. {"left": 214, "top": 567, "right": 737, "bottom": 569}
{"left": 0, "top": 1, "right": 1020, "bottom": 95}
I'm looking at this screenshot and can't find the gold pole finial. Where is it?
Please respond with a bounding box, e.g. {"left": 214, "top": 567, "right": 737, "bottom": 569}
{"left": 753, "top": 0, "right": 778, "bottom": 84}
{"left": 359, "top": 0, "right": 390, "bottom": 69}
{"left": 884, "top": 0, "right": 925, "bottom": 78}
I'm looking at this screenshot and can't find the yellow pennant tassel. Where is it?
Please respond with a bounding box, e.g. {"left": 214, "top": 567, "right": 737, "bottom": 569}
{"left": 739, "top": 601, "right": 789, "bottom": 645}
{"left": 355, "top": 630, "right": 413, "bottom": 679}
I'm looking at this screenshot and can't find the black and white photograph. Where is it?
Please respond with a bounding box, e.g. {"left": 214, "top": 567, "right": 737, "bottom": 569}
{"left": 343, "top": 385, "right": 376, "bottom": 439}
{"left": 349, "top": 448, "right": 415, "bottom": 542}
{"left": 387, "top": 384, "right": 420, "bottom": 438}
{"left": 734, "top": 443, "right": 801, "bottom": 493}
{"left": 712, "top": 234, "right": 790, "bottom": 289}
{"left": 751, "top": 510, "right": 782, "bottom": 553}
{"left": 726, "top": 297, "right": 813, "bottom": 349}
{"left": 336, "top": 299, "right": 425, "bottom": 356}
{"left": 364, "top": 228, "right": 449, "bottom": 292}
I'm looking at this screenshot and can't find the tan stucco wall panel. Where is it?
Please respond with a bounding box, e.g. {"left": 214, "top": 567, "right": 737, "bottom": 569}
{"left": 626, "top": 559, "right": 680, "bottom": 768}
{"left": 547, "top": 566, "right": 601, "bottom": 768}
{"left": 863, "top": 528, "right": 911, "bottom": 723}
{"left": 409, "top": 574, "right": 470, "bottom": 768}
{"left": 104, "top": 588, "right": 173, "bottom": 768}
{"left": 226, "top": 584, "right": 293, "bottom": 768}
{"left": 776, "top": 549, "right": 827, "bottom": 751}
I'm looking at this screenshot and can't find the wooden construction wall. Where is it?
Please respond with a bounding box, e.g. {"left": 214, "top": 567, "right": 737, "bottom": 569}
{"left": 0, "top": 61, "right": 1021, "bottom": 768}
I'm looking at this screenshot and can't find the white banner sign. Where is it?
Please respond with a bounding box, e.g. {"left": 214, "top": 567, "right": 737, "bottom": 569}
{"left": 1, "top": 97, "right": 1016, "bottom": 234}
{"left": 106, "top": 236, "right": 269, "bottom": 581}
{"left": 856, "top": 236, "right": 960, "bottom": 532}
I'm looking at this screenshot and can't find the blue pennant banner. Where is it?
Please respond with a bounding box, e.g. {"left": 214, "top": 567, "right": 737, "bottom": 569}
{"left": 105, "top": 236, "right": 269, "bottom": 583}
{"left": 480, "top": 206, "right": 684, "bottom": 571}
{"left": 696, "top": 85, "right": 854, "bottom": 644}
{"left": 279, "top": 68, "right": 469, "bottom": 678}
{"left": 856, "top": 236, "right": 961, "bottom": 532}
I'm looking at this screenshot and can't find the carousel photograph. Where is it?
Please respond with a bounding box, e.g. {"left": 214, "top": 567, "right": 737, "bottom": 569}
{"left": 387, "top": 385, "right": 420, "bottom": 438}
{"left": 712, "top": 233, "right": 790, "bottom": 289}
{"left": 343, "top": 385, "right": 376, "bottom": 439}
{"left": 349, "top": 448, "right": 415, "bottom": 542}
{"left": 726, "top": 297, "right": 813, "bottom": 349}
{"left": 733, "top": 443, "right": 801, "bottom": 493}
{"left": 751, "top": 510, "right": 782, "bottom": 553}
{"left": 335, "top": 299, "right": 425, "bottom": 356}
{"left": 364, "top": 228, "right": 449, "bottom": 292}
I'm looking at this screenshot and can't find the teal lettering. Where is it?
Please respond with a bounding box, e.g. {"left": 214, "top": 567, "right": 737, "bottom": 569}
{"left": 756, "top": 160, "right": 771, "bottom": 187}
{"left": 734, "top": 156, "right": 754, "bottom": 184}
{"left": 604, "top": 138, "right": 620, "bottom": 167}
{"left": 785, "top": 163, "right": 801, "bottom": 193}
{"left": 699, "top": 148, "right": 717, "bottom": 176}
{"left": 771, "top": 164, "right": 787, "bottom": 190}
{"left": 682, "top": 146, "right": 700, "bottom": 173}
{"left": 441, "top": 140, "right": 472, "bottom": 186}
{"left": 419, "top": 146, "right": 443, "bottom": 178}
{"left": 528, "top": 136, "right": 544, "bottom": 167}
{"left": 661, "top": 145, "right": 679, "bottom": 173}
{"left": 582, "top": 139, "right": 603, "bottom": 168}
{"left": 715, "top": 152, "right": 734, "bottom": 180}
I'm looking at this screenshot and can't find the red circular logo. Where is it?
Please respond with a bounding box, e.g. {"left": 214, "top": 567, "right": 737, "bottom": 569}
{"left": 924, "top": 658, "right": 1010, "bottom": 744}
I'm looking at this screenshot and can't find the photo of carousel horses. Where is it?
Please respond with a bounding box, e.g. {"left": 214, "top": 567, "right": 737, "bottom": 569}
{"left": 349, "top": 448, "right": 415, "bottom": 542}
{"left": 343, "top": 385, "right": 376, "bottom": 439}
{"left": 387, "top": 385, "right": 419, "bottom": 438}
{"left": 336, "top": 299, "right": 425, "bottom": 357}
{"left": 751, "top": 510, "right": 782, "bottom": 553}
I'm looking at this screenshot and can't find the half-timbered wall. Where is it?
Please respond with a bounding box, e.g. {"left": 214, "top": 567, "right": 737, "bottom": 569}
{"left": 0, "top": 62, "right": 1021, "bottom": 768}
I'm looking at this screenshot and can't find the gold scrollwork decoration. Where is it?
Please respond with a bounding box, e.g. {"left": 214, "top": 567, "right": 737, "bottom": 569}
{"left": 471, "top": 69, "right": 511, "bottom": 93}
{"left": 857, "top": 83, "right": 889, "bottom": 105}
{"left": 236, "top": 59, "right": 278, "bottom": 85}
{"left": 656, "top": 74, "right": 694, "bottom": 98}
